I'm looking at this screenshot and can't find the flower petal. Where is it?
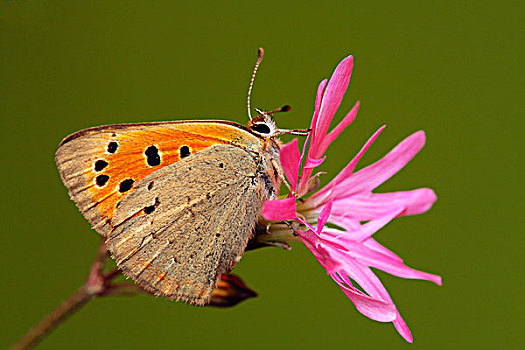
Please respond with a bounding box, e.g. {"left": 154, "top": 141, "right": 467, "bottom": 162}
{"left": 316, "top": 198, "right": 333, "bottom": 232}
{"left": 310, "top": 55, "right": 354, "bottom": 157}
{"left": 307, "top": 125, "right": 386, "bottom": 207}
{"left": 332, "top": 273, "right": 397, "bottom": 322}
{"left": 297, "top": 80, "right": 327, "bottom": 194}
{"left": 301, "top": 230, "right": 396, "bottom": 323}
{"left": 310, "top": 79, "right": 328, "bottom": 133}
{"left": 297, "top": 81, "right": 327, "bottom": 194}
{"left": 368, "top": 188, "right": 437, "bottom": 216}
{"left": 339, "top": 261, "right": 413, "bottom": 342}
{"left": 324, "top": 215, "right": 360, "bottom": 232}
{"left": 299, "top": 229, "right": 341, "bottom": 273}
{"left": 261, "top": 197, "right": 297, "bottom": 221}
{"left": 345, "top": 208, "right": 403, "bottom": 241}
{"left": 337, "top": 260, "right": 399, "bottom": 321}
{"left": 280, "top": 139, "right": 301, "bottom": 190}
{"left": 332, "top": 131, "right": 427, "bottom": 197}
{"left": 393, "top": 314, "right": 414, "bottom": 343}
{"left": 369, "top": 258, "right": 443, "bottom": 286}
{"left": 328, "top": 236, "right": 442, "bottom": 286}
{"left": 363, "top": 238, "right": 404, "bottom": 263}
{"left": 325, "top": 188, "right": 436, "bottom": 223}
{"left": 303, "top": 155, "right": 326, "bottom": 169}
{"left": 329, "top": 195, "right": 406, "bottom": 222}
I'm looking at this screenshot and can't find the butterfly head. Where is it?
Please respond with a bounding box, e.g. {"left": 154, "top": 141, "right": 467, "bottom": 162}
{"left": 247, "top": 110, "right": 278, "bottom": 138}
{"left": 247, "top": 106, "right": 309, "bottom": 138}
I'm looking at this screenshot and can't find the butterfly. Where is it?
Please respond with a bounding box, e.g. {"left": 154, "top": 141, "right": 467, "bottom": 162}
{"left": 55, "top": 48, "right": 307, "bottom": 305}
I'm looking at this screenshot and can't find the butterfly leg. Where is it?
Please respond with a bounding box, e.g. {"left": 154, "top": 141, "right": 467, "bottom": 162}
{"left": 269, "top": 157, "right": 301, "bottom": 200}
{"left": 282, "top": 220, "right": 299, "bottom": 236}
{"left": 275, "top": 128, "right": 311, "bottom": 136}
{"left": 245, "top": 221, "right": 293, "bottom": 251}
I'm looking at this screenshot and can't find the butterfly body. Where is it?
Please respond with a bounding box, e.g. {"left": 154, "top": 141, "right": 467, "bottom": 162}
{"left": 56, "top": 119, "right": 282, "bottom": 304}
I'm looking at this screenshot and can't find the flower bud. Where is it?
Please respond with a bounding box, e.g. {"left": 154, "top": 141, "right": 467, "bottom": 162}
{"left": 209, "top": 274, "right": 257, "bottom": 307}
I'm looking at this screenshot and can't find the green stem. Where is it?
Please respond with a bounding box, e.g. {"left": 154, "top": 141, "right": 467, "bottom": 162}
{"left": 9, "top": 239, "right": 133, "bottom": 350}
{"left": 10, "top": 287, "right": 95, "bottom": 350}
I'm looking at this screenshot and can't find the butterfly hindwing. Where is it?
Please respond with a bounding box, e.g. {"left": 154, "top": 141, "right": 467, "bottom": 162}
{"left": 106, "top": 144, "right": 265, "bottom": 304}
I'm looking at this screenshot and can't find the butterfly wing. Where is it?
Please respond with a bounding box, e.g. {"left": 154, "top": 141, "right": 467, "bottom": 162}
{"left": 107, "top": 144, "right": 267, "bottom": 304}
{"left": 55, "top": 121, "right": 262, "bottom": 236}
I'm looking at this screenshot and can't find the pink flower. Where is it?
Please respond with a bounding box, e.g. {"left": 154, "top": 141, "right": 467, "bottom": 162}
{"left": 261, "top": 55, "right": 442, "bottom": 342}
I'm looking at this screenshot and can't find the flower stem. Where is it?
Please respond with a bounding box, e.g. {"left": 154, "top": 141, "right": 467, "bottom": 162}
{"left": 10, "top": 239, "right": 128, "bottom": 350}
{"left": 10, "top": 286, "right": 95, "bottom": 350}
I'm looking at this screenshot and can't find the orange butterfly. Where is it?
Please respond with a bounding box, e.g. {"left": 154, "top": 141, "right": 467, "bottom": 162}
{"left": 56, "top": 49, "right": 307, "bottom": 304}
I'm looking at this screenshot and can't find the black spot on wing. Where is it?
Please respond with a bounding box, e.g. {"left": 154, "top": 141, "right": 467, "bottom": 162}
{"left": 119, "top": 179, "right": 134, "bottom": 192}
{"left": 144, "top": 205, "right": 156, "bottom": 214}
{"left": 96, "top": 175, "right": 109, "bottom": 186}
{"left": 180, "top": 145, "right": 191, "bottom": 158}
{"left": 107, "top": 141, "right": 118, "bottom": 153}
{"left": 144, "top": 197, "right": 160, "bottom": 214}
{"left": 94, "top": 160, "right": 108, "bottom": 171}
{"left": 145, "top": 146, "right": 161, "bottom": 166}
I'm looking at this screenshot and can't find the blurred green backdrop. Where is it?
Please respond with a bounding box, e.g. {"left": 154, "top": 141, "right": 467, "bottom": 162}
{"left": 1, "top": 1, "right": 522, "bottom": 349}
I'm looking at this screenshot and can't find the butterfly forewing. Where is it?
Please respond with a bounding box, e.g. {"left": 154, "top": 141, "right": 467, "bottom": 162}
{"left": 55, "top": 121, "right": 263, "bottom": 236}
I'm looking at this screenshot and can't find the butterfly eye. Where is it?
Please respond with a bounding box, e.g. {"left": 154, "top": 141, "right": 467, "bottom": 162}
{"left": 251, "top": 123, "right": 271, "bottom": 134}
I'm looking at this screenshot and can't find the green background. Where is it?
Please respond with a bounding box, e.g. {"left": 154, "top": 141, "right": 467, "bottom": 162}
{"left": 1, "top": 1, "right": 522, "bottom": 349}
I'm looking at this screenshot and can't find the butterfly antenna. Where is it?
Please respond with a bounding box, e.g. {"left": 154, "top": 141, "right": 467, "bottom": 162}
{"left": 267, "top": 105, "right": 292, "bottom": 115}
{"left": 247, "top": 48, "right": 264, "bottom": 120}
